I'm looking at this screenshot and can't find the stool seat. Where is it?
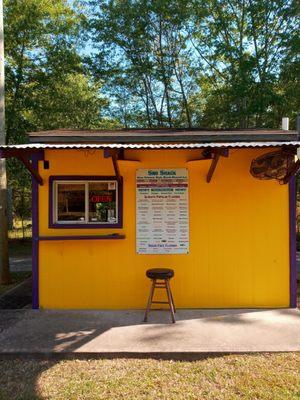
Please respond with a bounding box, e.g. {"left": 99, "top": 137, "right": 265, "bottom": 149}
{"left": 146, "top": 268, "right": 174, "bottom": 280}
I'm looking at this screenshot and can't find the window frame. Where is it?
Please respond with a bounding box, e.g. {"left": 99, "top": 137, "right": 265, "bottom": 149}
{"left": 49, "top": 176, "right": 123, "bottom": 229}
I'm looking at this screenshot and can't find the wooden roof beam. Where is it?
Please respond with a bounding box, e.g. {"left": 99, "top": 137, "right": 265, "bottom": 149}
{"left": 19, "top": 154, "right": 43, "bottom": 185}
{"left": 0, "top": 149, "right": 44, "bottom": 185}
{"left": 187, "top": 149, "right": 213, "bottom": 162}
{"left": 206, "top": 149, "right": 229, "bottom": 183}
{"left": 103, "top": 149, "right": 122, "bottom": 182}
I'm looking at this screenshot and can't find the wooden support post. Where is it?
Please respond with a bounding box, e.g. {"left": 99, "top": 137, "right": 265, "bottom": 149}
{"left": 207, "top": 154, "right": 220, "bottom": 183}
{"left": 0, "top": 149, "right": 44, "bottom": 185}
{"left": 19, "top": 155, "right": 43, "bottom": 185}
{"left": 206, "top": 149, "right": 229, "bottom": 183}
{"left": 103, "top": 149, "right": 122, "bottom": 182}
{"left": 111, "top": 152, "right": 121, "bottom": 182}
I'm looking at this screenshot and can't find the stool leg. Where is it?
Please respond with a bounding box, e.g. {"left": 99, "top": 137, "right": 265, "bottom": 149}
{"left": 169, "top": 283, "right": 176, "bottom": 313}
{"left": 165, "top": 279, "right": 176, "bottom": 323}
{"left": 144, "top": 279, "right": 155, "bottom": 322}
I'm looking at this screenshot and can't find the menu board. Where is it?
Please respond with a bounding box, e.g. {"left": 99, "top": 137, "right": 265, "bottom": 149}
{"left": 136, "top": 169, "right": 189, "bottom": 254}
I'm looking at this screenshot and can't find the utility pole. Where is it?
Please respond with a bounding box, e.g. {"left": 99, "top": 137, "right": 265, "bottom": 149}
{"left": 0, "top": 0, "right": 10, "bottom": 284}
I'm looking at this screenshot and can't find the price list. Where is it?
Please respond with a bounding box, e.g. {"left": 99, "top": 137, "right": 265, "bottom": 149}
{"left": 136, "top": 169, "right": 189, "bottom": 254}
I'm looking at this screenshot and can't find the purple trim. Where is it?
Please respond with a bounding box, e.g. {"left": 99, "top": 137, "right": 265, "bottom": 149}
{"left": 289, "top": 176, "right": 297, "bottom": 308}
{"left": 103, "top": 149, "right": 111, "bottom": 158}
{"left": 31, "top": 154, "right": 40, "bottom": 309}
{"left": 49, "top": 175, "right": 123, "bottom": 229}
{"left": 39, "top": 234, "right": 125, "bottom": 241}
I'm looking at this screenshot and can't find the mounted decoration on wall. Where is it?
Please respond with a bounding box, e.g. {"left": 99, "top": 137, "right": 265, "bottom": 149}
{"left": 250, "top": 150, "right": 297, "bottom": 183}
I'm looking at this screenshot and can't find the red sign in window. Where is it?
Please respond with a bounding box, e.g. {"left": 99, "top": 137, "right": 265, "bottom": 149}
{"left": 90, "top": 195, "right": 112, "bottom": 203}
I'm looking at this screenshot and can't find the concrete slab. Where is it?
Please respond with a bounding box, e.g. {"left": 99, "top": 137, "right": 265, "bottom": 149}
{"left": 0, "top": 309, "right": 300, "bottom": 357}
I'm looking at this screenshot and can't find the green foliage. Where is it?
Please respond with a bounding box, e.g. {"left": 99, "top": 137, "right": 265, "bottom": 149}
{"left": 87, "top": 0, "right": 300, "bottom": 129}
{"left": 7, "top": 158, "right": 31, "bottom": 223}
{"left": 3, "top": 0, "right": 300, "bottom": 222}
{"left": 88, "top": 0, "right": 195, "bottom": 128}
{"left": 190, "top": 0, "right": 300, "bottom": 128}
{"left": 4, "top": 0, "right": 85, "bottom": 143}
{"left": 5, "top": 0, "right": 299, "bottom": 133}
{"left": 31, "top": 73, "right": 107, "bottom": 129}
{"left": 4, "top": 0, "right": 114, "bottom": 220}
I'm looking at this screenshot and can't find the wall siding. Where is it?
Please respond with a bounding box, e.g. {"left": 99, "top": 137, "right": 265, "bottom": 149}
{"left": 38, "top": 148, "right": 290, "bottom": 309}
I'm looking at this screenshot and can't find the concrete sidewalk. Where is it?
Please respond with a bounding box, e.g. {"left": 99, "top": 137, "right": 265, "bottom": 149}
{"left": 0, "top": 308, "right": 300, "bottom": 357}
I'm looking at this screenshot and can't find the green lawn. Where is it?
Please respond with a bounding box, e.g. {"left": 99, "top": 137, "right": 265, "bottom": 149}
{"left": 8, "top": 219, "right": 32, "bottom": 240}
{"left": 0, "top": 354, "right": 299, "bottom": 399}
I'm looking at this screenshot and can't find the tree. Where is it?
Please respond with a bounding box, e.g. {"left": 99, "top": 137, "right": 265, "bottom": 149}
{"left": 4, "top": 0, "right": 108, "bottom": 143}
{"left": 87, "top": 0, "right": 299, "bottom": 129}
{"left": 190, "top": 0, "right": 299, "bottom": 128}
{"left": 3, "top": 0, "right": 111, "bottom": 276}
{"left": 88, "top": 0, "right": 194, "bottom": 128}
{"left": 30, "top": 73, "right": 107, "bottom": 129}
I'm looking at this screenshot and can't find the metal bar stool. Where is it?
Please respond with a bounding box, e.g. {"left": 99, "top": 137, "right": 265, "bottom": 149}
{"left": 144, "top": 268, "right": 176, "bottom": 323}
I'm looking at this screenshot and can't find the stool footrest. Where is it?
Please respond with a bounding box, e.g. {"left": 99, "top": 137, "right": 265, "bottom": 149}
{"left": 151, "top": 301, "right": 169, "bottom": 304}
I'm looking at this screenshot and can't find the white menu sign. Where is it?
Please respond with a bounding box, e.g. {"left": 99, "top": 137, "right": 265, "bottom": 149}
{"left": 136, "top": 169, "right": 189, "bottom": 254}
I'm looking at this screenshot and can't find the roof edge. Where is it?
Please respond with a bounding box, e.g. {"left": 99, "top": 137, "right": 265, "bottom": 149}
{"left": 1, "top": 141, "right": 300, "bottom": 151}
{"left": 28, "top": 133, "right": 299, "bottom": 145}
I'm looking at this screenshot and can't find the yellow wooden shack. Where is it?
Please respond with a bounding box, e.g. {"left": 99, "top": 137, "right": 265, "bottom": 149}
{"left": 1, "top": 126, "right": 299, "bottom": 310}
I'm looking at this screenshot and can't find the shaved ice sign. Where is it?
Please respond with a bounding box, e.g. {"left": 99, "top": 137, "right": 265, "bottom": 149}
{"left": 136, "top": 169, "right": 189, "bottom": 254}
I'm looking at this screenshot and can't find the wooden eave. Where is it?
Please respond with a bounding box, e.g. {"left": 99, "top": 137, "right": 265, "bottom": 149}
{"left": 27, "top": 129, "right": 299, "bottom": 144}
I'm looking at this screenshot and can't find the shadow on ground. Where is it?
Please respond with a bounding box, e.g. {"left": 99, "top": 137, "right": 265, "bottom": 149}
{"left": 0, "top": 278, "right": 32, "bottom": 309}
{"left": 0, "top": 308, "right": 300, "bottom": 355}
{"left": 0, "top": 307, "right": 300, "bottom": 399}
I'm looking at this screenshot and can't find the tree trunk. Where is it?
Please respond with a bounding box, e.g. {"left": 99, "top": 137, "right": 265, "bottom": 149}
{"left": 174, "top": 64, "right": 192, "bottom": 128}
{"left": 0, "top": 0, "right": 10, "bottom": 284}
{"left": 141, "top": 79, "right": 152, "bottom": 128}
{"left": 158, "top": 16, "right": 172, "bottom": 127}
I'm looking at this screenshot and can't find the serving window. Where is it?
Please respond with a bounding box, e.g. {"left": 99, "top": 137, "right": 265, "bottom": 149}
{"left": 50, "top": 176, "right": 122, "bottom": 228}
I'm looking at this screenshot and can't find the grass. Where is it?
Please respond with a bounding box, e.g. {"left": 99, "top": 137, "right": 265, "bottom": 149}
{"left": 8, "top": 219, "right": 32, "bottom": 240}
{"left": 0, "top": 271, "right": 31, "bottom": 296}
{"left": 0, "top": 354, "right": 299, "bottom": 399}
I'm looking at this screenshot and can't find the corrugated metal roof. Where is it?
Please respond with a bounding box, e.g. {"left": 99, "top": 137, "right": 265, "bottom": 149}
{"left": 1, "top": 141, "right": 300, "bottom": 150}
